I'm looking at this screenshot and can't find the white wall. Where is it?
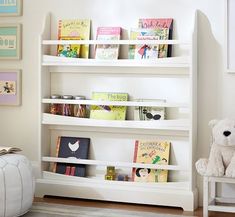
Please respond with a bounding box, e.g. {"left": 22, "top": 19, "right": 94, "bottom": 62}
{"left": 0, "top": 0, "right": 234, "bottom": 206}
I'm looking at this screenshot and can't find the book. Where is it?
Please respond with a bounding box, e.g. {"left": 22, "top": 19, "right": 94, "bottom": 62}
{"left": 54, "top": 136, "right": 90, "bottom": 177}
{"left": 129, "top": 28, "right": 169, "bottom": 59}
{"left": 134, "top": 99, "right": 166, "bottom": 120}
{"left": 134, "top": 35, "right": 159, "bottom": 59}
{"left": 138, "top": 18, "right": 173, "bottom": 57}
{"left": 57, "top": 19, "right": 91, "bottom": 58}
{"left": 0, "top": 146, "right": 21, "bottom": 155}
{"left": 95, "top": 27, "right": 121, "bottom": 60}
{"left": 132, "top": 140, "right": 171, "bottom": 182}
{"left": 89, "top": 92, "right": 128, "bottom": 120}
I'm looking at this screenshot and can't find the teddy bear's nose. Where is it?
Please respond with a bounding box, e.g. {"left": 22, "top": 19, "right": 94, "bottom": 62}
{"left": 223, "top": 131, "right": 231, "bottom": 137}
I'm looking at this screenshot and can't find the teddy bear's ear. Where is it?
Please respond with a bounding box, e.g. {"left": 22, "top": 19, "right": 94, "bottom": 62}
{"left": 208, "top": 119, "right": 219, "bottom": 128}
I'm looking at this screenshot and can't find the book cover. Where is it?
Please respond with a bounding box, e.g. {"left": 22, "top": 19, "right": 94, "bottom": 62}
{"left": 95, "top": 27, "right": 121, "bottom": 60}
{"left": 54, "top": 136, "right": 90, "bottom": 177}
{"left": 134, "top": 35, "right": 159, "bottom": 59}
{"left": 89, "top": 92, "right": 128, "bottom": 120}
{"left": 138, "top": 18, "right": 173, "bottom": 57}
{"left": 57, "top": 37, "right": 81, "bottom": 58}
{"left": 129, "top": 28, "right": 169, "bottom": 59}
{"left": 58, "top": 19, "right": 91, "bottom": 58}
{"left": 132, "top": 140, "right": 171, "bottom": 182}
{"left": 134, "top": 99, "right": 166, "bottom": 120}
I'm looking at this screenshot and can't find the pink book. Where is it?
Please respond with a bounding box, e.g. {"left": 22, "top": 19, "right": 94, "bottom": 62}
{"left": 95, "top": 27, "right": 121, "bottom": 60}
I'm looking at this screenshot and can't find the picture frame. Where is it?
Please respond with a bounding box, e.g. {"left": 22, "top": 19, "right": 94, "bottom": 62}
{"left": 0, "top": 23, "right": 21, "bottom": 60}
{"left": 0, "top": 0, "right": 22, "bottom": 16}
{"left": 225, "top": 0, "right": 235, "bottom": 73}
{"left": 0, "top": 69, "right": 21, "bottom": 106}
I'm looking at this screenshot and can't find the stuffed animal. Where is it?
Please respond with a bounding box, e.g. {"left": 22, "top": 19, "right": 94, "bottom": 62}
{"left": 196, "top": 119, "right": 235, "bottom": 177}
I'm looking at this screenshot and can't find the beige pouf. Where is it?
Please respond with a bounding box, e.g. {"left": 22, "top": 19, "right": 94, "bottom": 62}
{"left": 0, "top": 154, "right": 35, "bottom": 217}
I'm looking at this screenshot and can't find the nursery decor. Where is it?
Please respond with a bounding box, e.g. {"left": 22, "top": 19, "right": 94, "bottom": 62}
{"left": 0, "top": 154, "right": 35, "bottom": 217}
{"left": 0, "top": 0, "right": 22, "bottom": 16}
{"left": 196, "top": 119, "right": 235, "bottom": 177}
{"left": 0, "top": 69, "right": 21, "bottom": 105}
{"left": 0, "top": 23, "right": 21, "bottom": 59}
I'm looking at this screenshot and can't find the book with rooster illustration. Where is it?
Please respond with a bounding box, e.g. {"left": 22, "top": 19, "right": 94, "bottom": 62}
{"left": 53, "top": 136, "right": 90, "bottom": 177}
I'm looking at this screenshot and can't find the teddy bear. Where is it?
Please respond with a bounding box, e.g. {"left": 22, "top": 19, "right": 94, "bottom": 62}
{"left": 196, "top": 119, "right": 235, "bottom": 177}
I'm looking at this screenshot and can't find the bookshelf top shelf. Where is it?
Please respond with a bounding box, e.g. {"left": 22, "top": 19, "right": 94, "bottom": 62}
{"left": 42, "top": 39, "right": 191, "bottom": 45}
{"left": 42, "top": 55, "right": 190, "bottom": 68}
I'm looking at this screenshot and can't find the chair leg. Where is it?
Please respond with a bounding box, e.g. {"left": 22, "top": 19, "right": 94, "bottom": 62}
{"left": 203, "top": 176, "right": 209, "bottom": 217}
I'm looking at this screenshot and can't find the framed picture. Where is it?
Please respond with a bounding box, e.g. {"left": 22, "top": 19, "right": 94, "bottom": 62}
{"left": 0, "top": 23, "right": 21, "bottom": 60}
{"left": 0, "top": 0, "right": 22, "bottom": 16}
{"left": 226, "top": 0, "right": 235, "bottom": 73}
{"left": 0, "top": 70, "right": 21, "bottom": 106}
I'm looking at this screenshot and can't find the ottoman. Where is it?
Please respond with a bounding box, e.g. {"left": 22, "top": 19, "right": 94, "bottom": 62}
{"left": 0, "top": 154, "right": 35, "bottom": 217}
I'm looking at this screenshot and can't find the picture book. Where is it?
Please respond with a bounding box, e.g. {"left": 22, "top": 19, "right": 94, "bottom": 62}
{"left": 57, "top": 19, "right": 91, "bottom": 58}
{"left": 132, "top": 140, "right": 171, "bottom": 182}
{"left": 57, "top": 37, "right": 81, "bottom": 58}
{"left": 0, "top": 146, "right": 21, "bottom": 155}
{"left": 89, "top": 92, "right": 128, "bottom": 120}
{"left": 134, "top": 35, "right": 159, "bottom": 60}
{"left": 95, "top": 27, "right": 121, "bottom": 60}
{"left": 138, "top": 18, "right": 173, "bottom": 57}
{"left": 134, "top": 99, "right": 166, "bottom": 120}
{"left": 54, "top": 136, "right": 90, "bottom": 177}
{"left": 129, "top": 28, "right": 169, "bottom": 59}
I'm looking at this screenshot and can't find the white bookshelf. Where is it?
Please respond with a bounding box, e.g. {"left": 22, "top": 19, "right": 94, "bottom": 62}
{"left": 36, "top": 13, "right": 198, "bottom": 211}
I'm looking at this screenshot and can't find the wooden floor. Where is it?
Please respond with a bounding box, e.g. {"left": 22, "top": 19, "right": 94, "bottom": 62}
{"left": 34, "top": 196, "right": 235, "bottom": 217}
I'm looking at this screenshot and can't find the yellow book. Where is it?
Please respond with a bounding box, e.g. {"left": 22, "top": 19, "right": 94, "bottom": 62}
{"left": 89, "top": 92, "right": 128, "bottom": 120}
{"left": 58, "top": 19, "right": 91, "bottom": 58}
{"left": 132, "top": 140, "right": 171, "bottom": 182}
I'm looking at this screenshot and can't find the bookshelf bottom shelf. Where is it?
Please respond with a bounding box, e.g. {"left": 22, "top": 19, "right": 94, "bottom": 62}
{"left": 35, "top": 171, "right": 197, "bottom": 211}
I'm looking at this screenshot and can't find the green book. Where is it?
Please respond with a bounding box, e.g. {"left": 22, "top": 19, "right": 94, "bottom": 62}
{"left": 90, "top": 92, "right": 128, "bottom": 120}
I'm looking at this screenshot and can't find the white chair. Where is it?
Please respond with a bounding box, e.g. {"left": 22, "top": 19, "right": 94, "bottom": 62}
{"left": 203, "top": 176, "right": 235, "bottom": 217}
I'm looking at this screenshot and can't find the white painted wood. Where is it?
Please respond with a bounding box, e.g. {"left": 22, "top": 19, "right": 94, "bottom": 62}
{"left": 203, "top": 176, "right": 235, "bottom": 217}
{"left": 42, "top": 113, "right": 190, "bottom": 131}
{"left": 37, "top": 12, "right": 198, "bottom": 211}
{"left": 42, "top": 39, "right": 190, "bottom": 45}
{"left": 43, "top": 55, "right": 190, "bottom": 68}
{"left": 42, "top": 157, "right": 187, "bottom": 171}
{"left": 42, "top": 98, "right": 188, "bottom": 107}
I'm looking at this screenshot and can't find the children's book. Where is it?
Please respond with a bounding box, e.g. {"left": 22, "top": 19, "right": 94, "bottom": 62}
{"left": 129, "top": 28, "right": 169, "bottom": 59}
{"left": 0, "top": 146, "right": 21, "bottom": 155}
{"left": 95, "top": 27, "right": 121, "bottom": 60}
{"left": 138, "top": 18, "right": 173, "bottom": 57}
{"left": 57, "top": 19, "right": 91, "bottom": 58}
{"left": 89, "top": 92, "right": 128, "bottom": 120}
{"left": 134, "top": 99, "right": 166, "bottom": 120}
{"left": 134, "top": 35, "right": 159, "bottom": 59}
{"left": 132, "top": 140, "right": 171, "bottom": 182}
{"left": 53, "top": 136, "right": 90, "bottom": 177}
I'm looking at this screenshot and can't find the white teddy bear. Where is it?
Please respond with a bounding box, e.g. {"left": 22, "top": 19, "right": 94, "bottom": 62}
{"left": 196, "top": 119, "right": 235, "bottom": 177}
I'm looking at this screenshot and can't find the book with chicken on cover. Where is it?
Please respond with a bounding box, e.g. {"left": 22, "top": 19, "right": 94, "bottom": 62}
{"left": 53, "top": 136, "right": 90, "bottom": 177}
{"left": 57, "top": 19, "right": 91, "bottom": 58}
{"left": 138, "top": 18, "right": 173, "bottom": 57}
{"left": 95, "top": 27, "right": 121, "bottom": 60}
{"left": 89, "top": 92, "right": 128, "bottom": 120}
{"left": 132, "top": 140, "right": 170, "bottom": 182}
{"left": 0, "top": 146, "right": 21, "bottom": 155}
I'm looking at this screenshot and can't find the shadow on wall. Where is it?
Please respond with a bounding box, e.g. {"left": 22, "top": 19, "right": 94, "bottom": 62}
{"left": 196, "top": 10, "right": 223, "bottom": 206}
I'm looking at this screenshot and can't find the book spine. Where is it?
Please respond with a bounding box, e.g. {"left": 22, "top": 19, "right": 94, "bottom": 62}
{"left": 132, "top": 140, "right": 139, "bottom": 181}
{"left": 58, "top": 20, "right": 62, "bottom": 39}
{"left": 53, "top": 136, "right": 61, "bottom": 173}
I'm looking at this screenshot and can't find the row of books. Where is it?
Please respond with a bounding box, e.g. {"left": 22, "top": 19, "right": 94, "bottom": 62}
{"left": 53, "top": 136, "right": 171, "bottom": 183}
{"left": 50, "top": 92, "right": 166, "bottom": 121}
{"left": 57, "top": 18, "right": 173, "bottom": 60}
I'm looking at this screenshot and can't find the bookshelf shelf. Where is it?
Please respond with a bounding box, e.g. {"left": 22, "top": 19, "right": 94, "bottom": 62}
{"left": 36, "top": 13, "right": 198, "bottom": 212}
